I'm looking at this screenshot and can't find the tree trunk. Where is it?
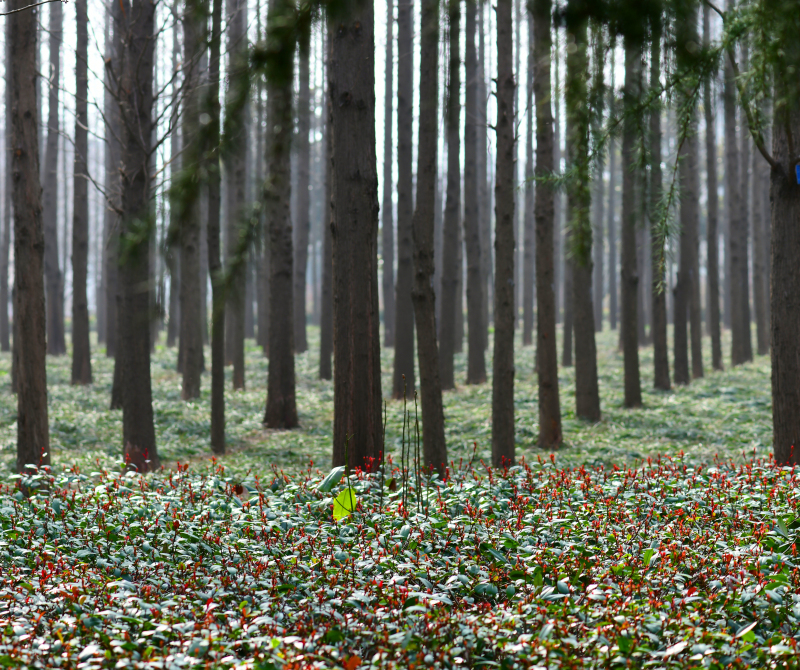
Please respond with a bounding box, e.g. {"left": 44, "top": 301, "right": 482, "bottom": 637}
{"left": 591, "top": 27, "right": 604, "bottom": 335}
{"left": 439, "top": 0, "right": 461, "bottom": 391}
{"left": 329, "top": 2, "right": 383, "bottom": 469}
{"left": 319, "top": 74, "right": 332, "bottom": 381}
{"left": 703, "top": 5, "right": 722, "bottom": 370}
{"left": 264, "top": 0, "right": 297, "bottom": 429}
{"left": 492, "top": 0, "right": 515, "bottom": 466}
{"left": 620, "top": 39, "right": 642, "bottom": 407}
{"left": 411, "top": 0, "right": 447, "bottom": 474}
{"left": 382, "top": 0, "right": 395, "bottom": 348}
{"left": 43, "top": 0, "right": 66, "bottom": 356}
{"left": 392, "top": 0, "right": 416, "bottom": 398}
{"left": 1, "top": 33, "right": 12, "bottom": 354}
{"left": 738, "top": 43, "right": 753, "bottom": 364}
{"left": 294, "top": 35, "right": 311, "bottom": 354}
{"left": 9, "top": 0, "right": 50, "bottom": 473}
{"left": 561, "top": 261, "right": 573, "bottom": 366}
{"left": 522, "top": 10, "right": 535, "bottom": 348}
{"left": 532, "top": 0, "right": 561, "bottom": 448}
{"left": 752, "top": 118, "right": 769, "bottom": 357}
{"left": 649, "top": 26, "right": 670, "bottom": 391}
{"left": 71, "top": 0, "right": 92, "bottom": 385}
{"left": 478, "top": 3, "right": 491, "bottom": 346}
{"left": 116, "top": 0, "right": 159, "bottom": 471}
{"left": 607, "top": 104, "right": 617, "bottom": 330}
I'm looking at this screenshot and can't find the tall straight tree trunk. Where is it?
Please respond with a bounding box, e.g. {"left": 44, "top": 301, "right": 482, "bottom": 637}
{"left": 71, "top": 0, "right": 92, "bottom": 385}
{"left": 439, "top": 0, "right": 461, "bottom": 391}
{"left": 329, "top": 1, "right": 383, "bottom": 468}
{"left": 382, "top": 0, "right": 396, "bottom": 347}
{"left": 319, "top": 64, "right": 333, "bottom": 380}
{"left": 590, "top": 27, "right": 604, "bottom": 334}
{"left": 166, "top": 3, "right": 181, "bottom": 350}
{"left": 116, "top": 0, "right": 159, "bottom": 471}
{"left": 752, "top": 125, "right": 768, "bottom": 356}
{"left": 294, "top": 34, "right": 311, "bottom": 354}
{"left": 703, "top": 5, "right": 722, "bottom": 370}
{"left": 9, "top": 0, "right": 50, "bottom": 472}
{"left": 411, "top": 0, "right": 447, "bottom": 474}
{"left": 649, "top": 25, "right": 669, "bottom": 391}
{"left": 392, "top": 0, "right": 415, "bottom": 398}
{"left": 43, "top": 0, "right": 66, "bottom": 356}
{"left": 533, "top": 0, "right": 561, "bottom": 448}
{"left": 522, "top": 10, "right": 534, "bottom": 348}
{"left": 478, "top": 3, "right": 491, "bottom": 345}
{"left": 492, "top": 0, "right": 515, "bottom": 465}
{"left": 463, "top": 0, "right": 486, "bottom": 382}
{"left": 264, "top": 0, "right": 297, "bottom": 428}
{"left": 620, "top": 39, "right": 642, "bottom": 407}
{"left": 1, "top": 33, "right": 12, "bottom": 353}
{"left": 565, "top": 8, "right": 599, "bottom": 422}
{"left": 738, "top": 41, "right": 753, "bottom": 364}
{"left": 225, "top": 0, "right": 248, "bottom": 389}
{"left": 553, "top": 44, "right": 562, "bottom": 325}
{"left": 607, "top": 79, "right": 618, "bottom": 331}
{"left": 105, "top": 4, "right": 120, "bottom": 362}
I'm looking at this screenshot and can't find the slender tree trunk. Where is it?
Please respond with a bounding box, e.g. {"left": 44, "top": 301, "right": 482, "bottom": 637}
{"left": 71, "top": 0, "right": 92, "bottom": 385}
{"left": 737, "top": 43, "right": 753, "bottom": 364}
{"left": 116, "top": 0, "right": 159, "bottom": 471}
{"left": 1, "top": 33, "right": 12, "bottom": 354}
{"left": 492, "top": 0, "right": 515, "bottom": 465}
{"left": 294, "top": 34, "right": 311, "bottom": 354}
{"left": 553, "top": 43, "right": 562, "bottom": 326}
{"left": 561, "top": 261, "right": 573, "bottom": 366}
{"left": 620, "top": 39, "right": 642, "bottom": 407}
{"left": 9, "top": 0, "right": 50, "bottom": 472}
{"left": 478, "top": 3, "right": 491, "bottom": 345}
{"left": 264, "top": 0, "right": 297, "bottom": 428}
{"left": 591, "top": 27, "right": 604, "bottom": 334}
{"left": 439, "top": 0, "right": 461, "bottom": 391}
{"left": 382, "top": 0, "right": 396, "bottom": 348}
{"left": 522, "top": 10, "right": 535, "bottom": 348}
{"left": 329, "top": 2, "right": 383, "bottom": 468}
{"left": 319, "top": 66, "right": 332, "bottom": 381}
{"left": 752, "top": 118, "right": 769, "bottom": 356}
{"left": 650, "top": 26, "right": 670, "bottom": 391}
{"left": 703, "top": 5, "right": 722, "bottom": 370}
{"left": 607, "top": 103, "right": 617, "bottom": 330}
{"left": 533, "top": 0, "right": 561, "bottom": 448}
{"left": 392, "top": 0, "right": 416, "bottom": 398}
{"left": 43, "top": 0, "right": 65, "bottom": 356}
{"left": 411, "top": 0, "right": 447, "bottom": 474}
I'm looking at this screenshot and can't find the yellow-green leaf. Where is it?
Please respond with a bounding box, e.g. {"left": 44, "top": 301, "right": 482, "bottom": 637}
{"left": 333, "top": 488, "right": 357, "bottom": 522}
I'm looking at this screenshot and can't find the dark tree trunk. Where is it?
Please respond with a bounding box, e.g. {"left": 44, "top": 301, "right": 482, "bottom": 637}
{"left": 411, "top": 0, "right": 447, "bottom": 474}
{"left": 43, "top": 0, "right": 66, "bottom": 356}
{"left": 382, "top": 0, "right": 395, "bottom": 348}
{"left": 329, "top": 2, "right": 383, "bottom": 469}
{"left": 533, "top": 0, "right": 561, "bottom": 448}
{"left": 492, "top": 0, "right": 515, "bottom": 466}
{"left": 478, "top": 3, "right": 491, "bottom": 346}
{"left": 738, "top": 41, "right": 753, "bottom": 365}
{"left": 439, "top": 0, "right": 461, "bottom": 391}
{"left": 167, "top": 6, "right": 181, "bottom": 350}
{"left": 620, "top": 39, "right": 642, "bottom": 407}
{"left": 752, "top": 120, "right": 769, "bottom": 356}
{"left": 1, "top": 33, "right": 12, "bottom": 353}
{"left": 553, "top": 46, "right": 562, "bottom": 326}
{"left": 319, "top": 79, "right": 332, "bottom": 381}
{"left": 649, "top": 26, "right": 669, "bottom": 391}
{"left": 71, "top": 0, "right": 92, "bottom": 385}
{"left": 9, "top": 0, "right": 50, "bottom": 473}
{"left": 392, "top": 0, "right": 415, "bottom": 398}
{"left": 607, "top": 122, "right": 617, "bottom": 330}
{"left": 522, "top": 10, "right": 534, "bottom": 348}
{"left": 703, "top": 5, "right": 722, "bottom": 370}
{"left": 591, "top": 27, "right": 604, "bottom": 335}
{"left": 116, "top": 0, "right": 159, "bottom": 471}
{"left": 561, "top": 260, "right": 573, "bottom": 367}
{"left": 294, "top": 35, "right": 311, "bottom": 354}
{"left": 264, "top": 0, "right": 297, "bottom": 429}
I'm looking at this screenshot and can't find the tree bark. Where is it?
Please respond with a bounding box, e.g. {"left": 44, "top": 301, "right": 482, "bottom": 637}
{"left": 703, "top": 4, "right": 722, "bottom": 370}
{"left": 392, "top": 0, "right": 416, "bottom": 398}
{"left": 319, "top": 72, "right": 332, "bottom": 381}
{"left": 9, "top": 0, "right": 50, "bottom": 473}
{"left": 492, "top": 0, "right": 515, "bottom": 466}
{"left": 522, "top": 10, "right": 534, "bottom": 348}
{"left": 264, "top": 0, "right": 298, "bottom": 429}
{"left": 607, "top": 109, "right": 617, "bottom": 330}
{"left": 105, "top": 2, "right": 121, "bottom": 363}
{"left": 478, "top": 3, "right": 491, "bottom": 346}
{"left": 752, "top": 117, "right": 769, "bottom": 357}
{"left": 382, "top": 0, "right": 395, "bottom": 348}
{"left": 439, "top": 0, "right": 461, "bottom": 391}
{"left": 620, "top": 39, "right": 642, "bottom": 407}
{"left": 1, "top": 33, "right": 12, "bottom": 354}
{"left": 71, "top": 0, "right": 92, "bottom": 385}
{"left": 329, "top": 2, "right": 383, "bottom": 469}
{"left": 591, "top": 27, "right": 604, "bottom": 335}
{"left": 411, "top": 0, "right": 447, "bottom": 474}
{"left": 294, "top": 34, "right": 311, "bottom": 354}
{"left": 43, "top": 0, "right": 66, "bottom": 356}
{"left": 533, "top": 0, "right": 561, "bottom": 448}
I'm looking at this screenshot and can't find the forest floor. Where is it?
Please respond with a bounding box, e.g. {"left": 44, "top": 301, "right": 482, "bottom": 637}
{"left": 0, "top": 325, "right": 771, "bottom": 475}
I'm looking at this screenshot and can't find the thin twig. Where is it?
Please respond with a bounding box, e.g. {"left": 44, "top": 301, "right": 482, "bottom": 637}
{"left": 0, "top": 0, "right": 64, "bottom": 17}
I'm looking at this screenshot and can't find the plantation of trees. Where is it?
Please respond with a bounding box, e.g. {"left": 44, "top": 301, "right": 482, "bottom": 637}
{"left": 0, "top": 0, "right": 799, "bottom": 666}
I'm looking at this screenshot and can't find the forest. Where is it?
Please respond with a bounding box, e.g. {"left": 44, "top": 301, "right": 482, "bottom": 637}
{"left": 0, "top": 0, "right": 799, "bottom": 666}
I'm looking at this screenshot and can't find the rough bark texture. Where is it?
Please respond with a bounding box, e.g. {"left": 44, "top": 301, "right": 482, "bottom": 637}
{"left": 294, "top": 36, "right": 311, "bottom": 354}
{"left": 116, "top": 0, "right": 159, "bottom": 471}
{"left": 382, "top": 0, "right": 395, "bottom": 348}
{"left": 71, "top": 0, "right": 92, "bottom": 385}
{"left": 522, "top": 11, "right": 535, "bottom": 348}
{"left": 439, "top": 0, "right": 461, "bottom": 391}
{"left": 411, "top": 0, "right": 447, "bottom": 474}
{"left": 329, "top": 4, "right": 383, "bottom": 469}
{"left": 264, "top": 0, "right": 297, "bottom": 429}
{"left": 703, "top": 5, "right": 722, "bottom": 371}
{"left": 392, "top": 0, "right": 416, "bottom": 398}
{"left": 533, "top": 0, "right": 561, "bottom": 448}
{"left": 1, "top": 32, "right": 11, "bottom": 354}
{"left": 492, "top": 0, "right": 515, "bottom": 466}
{"left": 463, "top": 0, "right": 486, "bottom": 383}
{"left": 620, "top": 40, "right": 642, "bottom": 408}
{"left": 9, "top": 0, "right": 50, "bottom": 473}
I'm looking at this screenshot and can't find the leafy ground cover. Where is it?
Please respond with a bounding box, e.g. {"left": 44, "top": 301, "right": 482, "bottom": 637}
{"left": 2, "top": 454, "right": 800, "bottom": 668}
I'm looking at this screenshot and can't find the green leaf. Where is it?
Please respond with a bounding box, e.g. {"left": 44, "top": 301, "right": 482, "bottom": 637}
{"left": 333, "top": 488, "right": 357, "bottom": 521}
{"left": 318, "top": 466, "right": 345, "bottom": 493}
